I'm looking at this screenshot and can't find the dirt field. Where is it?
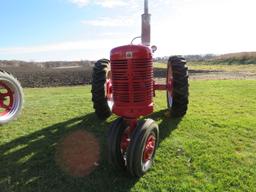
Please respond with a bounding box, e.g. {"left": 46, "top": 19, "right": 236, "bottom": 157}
{"left": 1, "top": 65, "right": 92, "bottom": 87}
{"left": 189, "top": 70, "right": 256, "bottom": 80}
{"left": 1, "top": 63, "right": 255, "bottom": 88}
{"left": 154, "top": 62, "right": 256, "bottom": 81}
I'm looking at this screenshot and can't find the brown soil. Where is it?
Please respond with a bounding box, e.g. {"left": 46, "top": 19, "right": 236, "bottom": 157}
{"left": 55, "top": 130, "right": 100, "bottom": 177}
{"left": 1, "top": 65, "right": 92, "bottom": 88}
{"left": 1, "top": 65, "right": 255, "bottom": 88}
{"left": 154, "top": 68, "right": 256, "bottom": 82}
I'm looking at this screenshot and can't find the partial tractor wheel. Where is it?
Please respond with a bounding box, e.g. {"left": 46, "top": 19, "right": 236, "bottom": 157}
{"left": 0, "top": 71, "right": 24, "bottom": 125}
{"left": 166, "top": 56, "right": 189, "bottom": 117}
{"left": 127, "top": 119, "right": 159, "bottom": 177}
{"left": 91, "top": 59, "right": 113, "bottom": 119}
{"left": 107, "top": 117, "right": 129, "bottom": 170}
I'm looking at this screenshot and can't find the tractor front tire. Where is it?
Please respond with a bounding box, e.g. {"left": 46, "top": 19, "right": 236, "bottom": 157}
{"left": 91, "top": 59, "right": 112, "bottom": 119}
{"left": 127, "top": 119, "right": 159, "bottom": 177}
{"left": 167, "top": 56, "right": 189, "bottom": 117}
{"left": 107, "top": 117, "right": 127, "bottom": 170}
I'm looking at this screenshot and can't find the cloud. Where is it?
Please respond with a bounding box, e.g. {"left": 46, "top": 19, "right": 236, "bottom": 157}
{"left": 69, "top": 0, "right": 90, "bottom": 7}
{"left": 0, "top": 35, "right": 135, "bottom": 61}
{"left": 0, "top": 40, "right": 114, "bottom": 54}
{"left": 81, "top": 16, "right": 135, "bottom": 27}
{"left": 69, "top": 0, "right": 129, "bottom": 8}
{"left": 0, "top": 39, "right": 122, "bottom": 61}
{"left": 95, "top": 0, "right": 128, "bottom": 8}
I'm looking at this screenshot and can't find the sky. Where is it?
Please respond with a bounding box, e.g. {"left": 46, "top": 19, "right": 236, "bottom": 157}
{"left": 0, "top": 0, "right": 256, "bottom": 61}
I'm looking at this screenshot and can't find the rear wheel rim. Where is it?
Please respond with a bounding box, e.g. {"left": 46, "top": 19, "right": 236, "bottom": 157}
{"left": 105, "top": 70, "right": 113, "bottom": 110}
{"left": 0, "top": 80, "right": 21, "bottom": 121}
{"left": 167, "top": 64, "right": 174, "bottom": 108}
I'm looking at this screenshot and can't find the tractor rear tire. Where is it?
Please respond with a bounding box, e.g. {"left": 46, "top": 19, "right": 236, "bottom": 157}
{"left": 91, "top": 59, "right": 112, "bottom": 120}
{"left": 126, "top": 119, "right": 159, "bottom": 177}
{"left": 167, "top": 56, "right": 189, "bottom": 117}
{"left": 0, "top": 70, "right": 24, "bottom": 125}
{"left": 107, "top": 117, "right": 127, "bottom": 170}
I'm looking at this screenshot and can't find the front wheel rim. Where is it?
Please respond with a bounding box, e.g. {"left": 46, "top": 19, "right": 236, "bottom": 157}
{"left": 142, "top": 133, "right": 156, "bottom": 172}
{"left": 120, "top": 127, "right": 131, "bottom": 164}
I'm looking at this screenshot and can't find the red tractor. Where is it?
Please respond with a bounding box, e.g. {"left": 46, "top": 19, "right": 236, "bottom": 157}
{"left": 91, "top": 0, "right": 189, "bottom": 177}
{"left": 0, "top": 70, "right": 24, "bottom": 125}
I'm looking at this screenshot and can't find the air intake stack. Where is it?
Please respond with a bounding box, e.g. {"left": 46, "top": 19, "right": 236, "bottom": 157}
{"left": 141, "top": 0, "right": 151, "bottom": 46}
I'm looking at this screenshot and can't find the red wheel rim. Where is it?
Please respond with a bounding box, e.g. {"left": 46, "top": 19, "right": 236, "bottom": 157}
{"left": 0, "top": 82, "right": 14, "bottom": 116}
{"left": 143, "top": 133, "right": 156, "bottom": 163}
{"left": 167, "top": 64, "right": 174, "bottom": 107}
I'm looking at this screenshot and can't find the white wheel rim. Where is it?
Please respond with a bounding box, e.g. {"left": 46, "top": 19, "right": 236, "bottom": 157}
{"left": 167, "top": 64, "right": 174, "bottom": 108}
{"left": 105, "top": 70, "right": 113, "bottom": 111}
{"left": 168, "top": 94, "right": 173, "bottom": 108}
{"left": 107, "top": 97, "right": 114, "bottom": 111}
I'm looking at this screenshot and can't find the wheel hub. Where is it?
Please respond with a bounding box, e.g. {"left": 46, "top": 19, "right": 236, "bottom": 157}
{"left": 143, "top": 134, "right": 156, "bottom": 163}
{"left": 0, "top": 82, "right": 14, "bottom": 116}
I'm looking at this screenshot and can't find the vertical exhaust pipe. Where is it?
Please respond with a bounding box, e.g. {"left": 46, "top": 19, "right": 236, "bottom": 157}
{"left": 141, "top": 0, "right": 151, "bottom": 46}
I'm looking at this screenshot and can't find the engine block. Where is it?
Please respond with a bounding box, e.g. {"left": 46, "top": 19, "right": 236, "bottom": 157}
{"left": 110, "top": 45, "right": 153, "bottom": 118}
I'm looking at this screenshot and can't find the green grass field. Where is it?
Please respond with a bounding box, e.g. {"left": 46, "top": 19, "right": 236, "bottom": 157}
{"left": 0, "top": 80, "right": 256, "bottom": 192}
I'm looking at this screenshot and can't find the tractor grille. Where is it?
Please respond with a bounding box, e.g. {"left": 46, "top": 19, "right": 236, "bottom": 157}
{"left": 111, "top": 59, "right": 153, "bottom": 104}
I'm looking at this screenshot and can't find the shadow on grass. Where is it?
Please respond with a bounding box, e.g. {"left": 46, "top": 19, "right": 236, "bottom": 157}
{"left": 0, "top": 110, "right": 182, "bottom": 192}
{"left": 147, "top": 110, "right": 182, "bottom": 143}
